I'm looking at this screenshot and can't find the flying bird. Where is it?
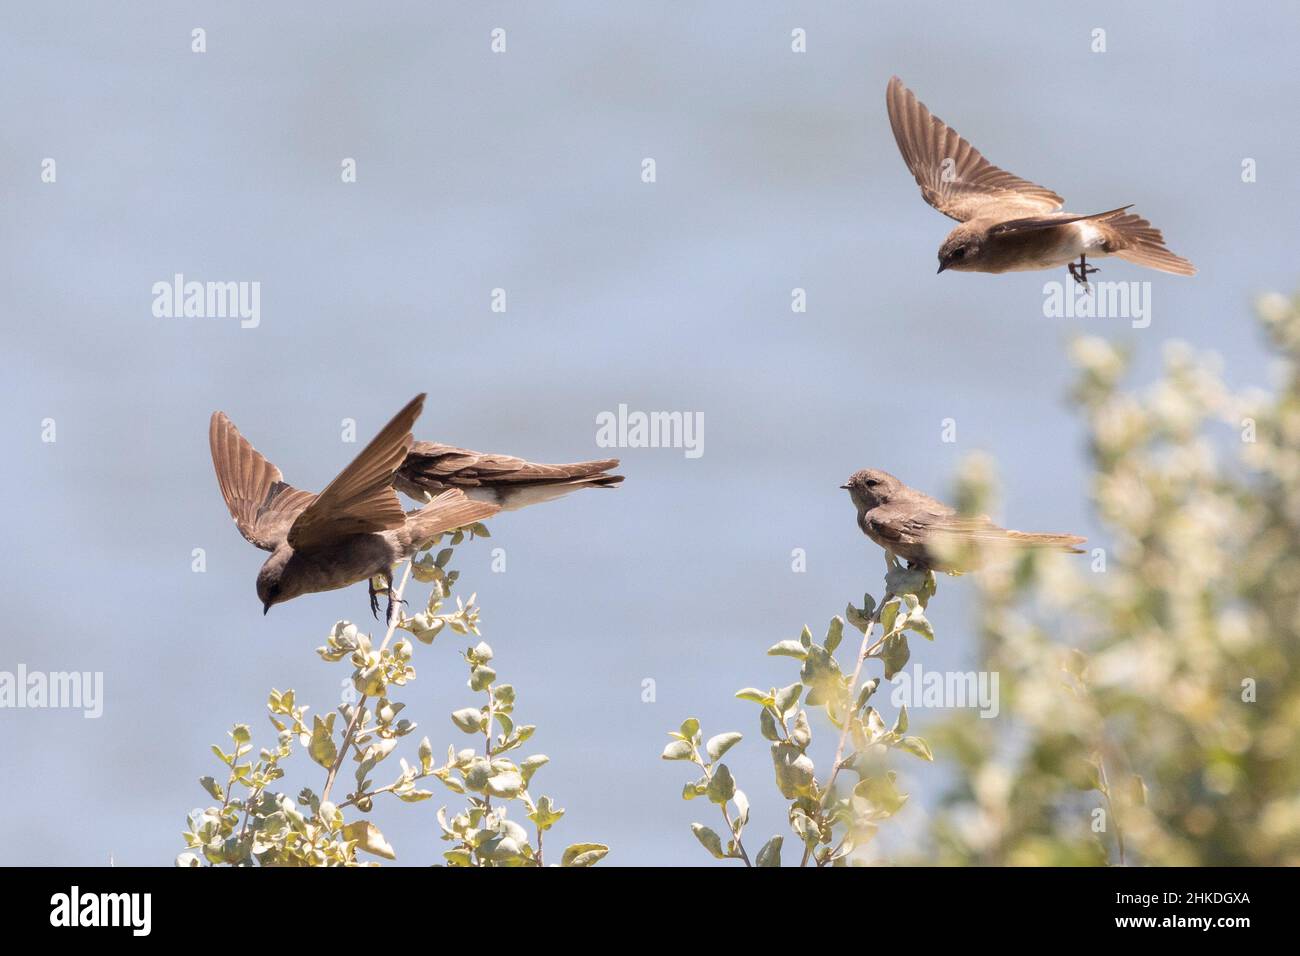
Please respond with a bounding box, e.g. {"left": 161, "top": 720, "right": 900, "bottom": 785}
{"left": 210, "top": 394, "right": 500, "bottom": 620}
{"left": 886, "top": 76, "right": 1195, "bottom": 285}
{"left": 841, "top": 468, "right": 1085, "bottom": 573}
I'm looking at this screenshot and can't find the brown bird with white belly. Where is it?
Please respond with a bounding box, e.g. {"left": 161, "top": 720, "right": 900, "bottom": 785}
{"left": 211, "top": 395, "right": 625, "bottom": 620}
{"left": 886, "top": 76, "right": 1195, "bottom": 285}
{"left": 210, "top": 394, "right": 503, "bottom": 620}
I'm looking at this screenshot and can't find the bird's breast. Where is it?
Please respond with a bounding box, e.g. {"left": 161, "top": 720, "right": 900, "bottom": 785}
{"left": 976, "top": 221, "right": 1095, "bottom": 273}
{"left": 290, "top": 534, "right": 396, "bottom": 594}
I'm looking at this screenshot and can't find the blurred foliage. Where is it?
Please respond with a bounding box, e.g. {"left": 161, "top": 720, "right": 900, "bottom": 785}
{"left": 663, "top": 563, "right": 939, "bottom": 866}
{"left": 177, "top": 526, "right": 607, "bottom": 867}
{"left": 921, "top": 292, "right": 1300, "bottom": 866}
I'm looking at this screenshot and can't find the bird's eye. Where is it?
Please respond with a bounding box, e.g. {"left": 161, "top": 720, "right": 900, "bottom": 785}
{"left": 952, "top": 247, "right": 965, "bottom": 258}
{"left": 866, "top": 478, "right": 880, "bottom": 487}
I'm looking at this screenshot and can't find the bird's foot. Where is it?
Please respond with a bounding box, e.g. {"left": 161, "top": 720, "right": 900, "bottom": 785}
{"left": 385, "top": 594, "right": 409, "bottom": 628}
{"left": 1068, "top": 256, "right": 1099, "bottom": 292}
{"left": 369, "top": 572, "right": 397, "bottom": 621}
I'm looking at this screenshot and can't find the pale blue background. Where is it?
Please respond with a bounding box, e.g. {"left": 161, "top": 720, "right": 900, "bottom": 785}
{"left": 2, "top": 1, "right": 1295, "bottom": 865}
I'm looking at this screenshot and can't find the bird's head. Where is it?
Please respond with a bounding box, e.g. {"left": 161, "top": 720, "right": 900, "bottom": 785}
{"left": 937, "top": 226, "right": 982, "bottom": 273}
{"left": 256, "top": 548, "right": 301, "bottom": 615}
{"left": 840, "top": 468, "right": 902, "bottom": 510}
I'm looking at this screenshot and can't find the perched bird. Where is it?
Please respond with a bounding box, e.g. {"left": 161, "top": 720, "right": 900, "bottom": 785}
{"left": 394, "top": 444, "right": 622, "bottom": 511}
{"left": 210, "top": 394, "right": 500, "bottom": 619}
{"left": 886, "top": 76, "right": 1195, "bottom": 285}
{"left": 841, "top": 468, "right": 1085, "bottom": 573}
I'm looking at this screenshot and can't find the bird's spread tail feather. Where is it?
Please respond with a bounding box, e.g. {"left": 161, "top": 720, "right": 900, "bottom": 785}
{"left": 1097, "top": 210, "right": 1197, "bottom": 276}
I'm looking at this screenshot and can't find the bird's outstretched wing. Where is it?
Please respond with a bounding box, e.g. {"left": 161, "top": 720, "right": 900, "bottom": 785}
{"left": 886, "top": 76, "right": 1064, "bottom": 222}
{"left": 210, "top": 412, "right": 316, "bottom": 552}
{"left": 287, "top": 394, "right": 425, "bottom": 551}
{"left": 987, "top": 205, "right": 1134, "bottom": 238}
{"left": 395, "top": 443, "right": 622, "bottom": 496}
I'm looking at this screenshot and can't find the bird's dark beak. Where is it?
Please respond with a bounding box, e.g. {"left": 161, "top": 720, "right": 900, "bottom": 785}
{"left": 839, "top": 483, "right": 850, "bottom": 490}
{"left": 936, "top": 262, "right": 947, "bottom": 274}
{"left": 262, "top": 602, "right": 271, "bottom": 616}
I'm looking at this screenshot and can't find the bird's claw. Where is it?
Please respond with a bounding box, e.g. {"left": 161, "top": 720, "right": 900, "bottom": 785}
{"left": 1068, "top": 256, "right": 1099, "bottom": 292}
{"left": 385, "top": 595, "right": 409, "bottom": 627}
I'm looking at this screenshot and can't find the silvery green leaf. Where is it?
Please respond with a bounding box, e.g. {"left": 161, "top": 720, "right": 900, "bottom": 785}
{"left": 790, "top": 710, "right": 812, "bottom": 750}
{"left": 881, "top": 633, "right": 910, "bottom": 680}
{"left": 199, "top": 776, "right": 224, "bottom": 801}
{"left": 879, "top": 599, "right": 902, "bottom": 637}
{"left": 824, "top": 616, "right": 844, "bottom": 654}
{"left": 481, "top": 836, "right": 523, "bottom": 862}
{"left": 661, "top": 739, "right": 694, "bottom": 761}
{"left": 451, "top": 708, "right": 483, "bottom": 734}
{"left": 854, "top": 772, "right": 908, "bottom": 815}
{"left": 790, "top": 809, "right": 820, "bottom": 847}
{"left": 774, "top": 682, "right": 802, "bottom": 716}
{"left": 706, "top": 763, "right": 736, "bottom": 804}
{"left": 520, "top": 754, "right": 549, "bottom": 784}
{"left": 486, "top": 772, "right": 524, "bottom": 798}
{"left": 528, "top": 795, "right": 565, "bottom": 831}
{"left": 897, "top": 736, "right": 934, "bottom": 761}
{"left": 561, "top": 843, "right": 609, "bottom": 867}
{"left": 856, "top": 679, "right": 879, "bottom": 712}
{"left": 771, "top": 742, "right": 815, "bottom": 798}
{"left": 906, "top": 614, "right": 935, "bottom": 641}
{"left": 893, "top": 705, "right": 909, "bottom": 735}
{"left": 679, "top": 717, "right": 700, "bottom": 741}
{"left": 690, "top": 824, "right": 726, "bottom": 859}
{"left": 342, "top": 820, "right": 396, "bottom": 860}
{"left": 706, "top": 732, "right": 742, "bottom": 761}
{"left": 755, "top": 836, "right": 782, "bottom": 867}
{"left": 732, "top": 789, "right": 750, "bottom": 829}
{"left": 396, "top": 788, "right": 433, "bottom": 802}
{"left": 886, "top": 564, "right": 933, "bottom": 602}
{"left": 307, "top": 716, "right": 337, "bottom": 769}
{"left": 464, "top": 758, "right": 491, "bottom": 792}
{"left": 767, "top": 640, "right": 808, "bottom": 659}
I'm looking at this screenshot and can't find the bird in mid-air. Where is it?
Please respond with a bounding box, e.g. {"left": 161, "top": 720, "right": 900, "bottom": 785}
{"left": 886, "top": 76, "right": 1195, "bottom": 286}
{"left": 841, "top": 468, "right": 1085, "bottom": 573}
{"left": 210, "top": 394, "right": 502, "bottom": 620}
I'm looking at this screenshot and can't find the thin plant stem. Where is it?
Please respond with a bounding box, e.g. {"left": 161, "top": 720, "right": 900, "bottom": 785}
{"left": 321, "top": 559, "right": 414, "bottom": 806}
